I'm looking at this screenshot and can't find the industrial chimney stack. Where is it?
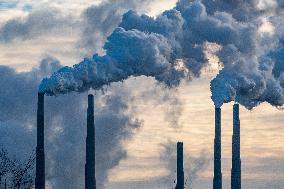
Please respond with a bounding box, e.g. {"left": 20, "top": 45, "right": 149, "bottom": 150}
{"left": 231, "top": 104, "right": 241, "bottom": 189}
{"left": 175, "top": 142, "right": 184, "bottom": 189}
{"left": 213, "top": 107, "right": 222, "bottom": 189}
{"left": 85, "top": 94, "right": 96, "bottom": 189}
{"left": 35, "top": 93, "right": 45, "bottom": 189}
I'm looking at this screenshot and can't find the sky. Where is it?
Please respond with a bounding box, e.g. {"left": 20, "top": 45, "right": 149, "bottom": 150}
{"left": 0, "top": 0, "right": 284, "bottom": 189}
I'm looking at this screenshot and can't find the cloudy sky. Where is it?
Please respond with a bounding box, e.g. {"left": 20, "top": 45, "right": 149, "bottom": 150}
{"left": 0, "top": 0, "right": 284, "bottom": 189}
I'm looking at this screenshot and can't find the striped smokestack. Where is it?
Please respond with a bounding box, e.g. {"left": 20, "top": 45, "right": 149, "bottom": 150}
{"left": 231, "top": 104, "right": 241, "bottom": 189}
{"left": 85, "top": 94, "right": 96, "bottom": 189}
{"left": 213, "top": 107, "right": 222, "bottom": 189}
{"left": 175, "top": 142, "right": 184, "bottom": 189}
{"left": 35, "top": 93, "right": 45, "bottom": 189}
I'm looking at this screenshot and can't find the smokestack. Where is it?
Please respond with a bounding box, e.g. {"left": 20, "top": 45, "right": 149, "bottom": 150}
{"left": 85, "top": 94, "right": 96, "bottom": 189}
{"left": 175, "top": 142, "right": 184, "bottom": 189}
{"left": 213, "top": 107, "right": 222, "bottom": 189}
{"left": 35, "top": 93, "right": 45, "bottom": 189}
{"left": 231, "top": 104, "right": 241, "bottom": 189}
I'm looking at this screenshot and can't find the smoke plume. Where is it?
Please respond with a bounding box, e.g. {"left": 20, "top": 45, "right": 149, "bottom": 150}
{"left": 2, "top": 1, "right": 284, "bottom": 109}
{"left": 210, "top": 0, "right": 284, "bottom": 109}
{"left": 39, "top": 0, "right": 284, "bottom": 110}
{"left": 79, "top": 0, "right": 153, "bottom": 55}
{"left": 0, "top": 57, "right": 142, "bottom": 189}
{"left": 40, "top": 0, "right": 255, "bottom": 96}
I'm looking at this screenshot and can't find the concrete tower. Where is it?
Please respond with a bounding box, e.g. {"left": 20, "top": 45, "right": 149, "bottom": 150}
{"left": 35, "top": 93, "right": 45, "bottom": 189}
{"left": 175, "top": 142, "right": 184, "bottom": 189}
{"left": 85, "top": 94, "right": 96, "bottom": 189}
{"left": 213, "top": 107, "right": 222, "bottom": 189}
{"left": 231, "top": 104, "right": 241, "bottom": 189}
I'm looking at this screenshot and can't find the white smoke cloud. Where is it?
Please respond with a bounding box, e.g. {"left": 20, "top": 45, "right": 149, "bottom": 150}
{"left": 41, "top": 0, "right": 252, "bottom": 95}
{"left": 39, "top": 26, "right": 186, "bottom": 95}
{"left": 79, "top": 0, "right": 154, "bottom": 56}
{"left": 209, "top": 0, "right": 284, "bottom": 109}
{"left": 39, "top": 0, "right": 284, "bottom": 110}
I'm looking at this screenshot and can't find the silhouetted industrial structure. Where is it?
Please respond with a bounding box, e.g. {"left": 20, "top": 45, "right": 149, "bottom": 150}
{"left": 85, "top": 94, "right": 96, "bottom": 189}
{"left": 32, "top": 92, "right": 245, "bottom": 189}
{"left": 35, "top": 93, "right": 45, "bottom": 189}
{"left": 213, "top": 107, "right": 222, "bottom": 189}
{"left": 175, "top": 142, "right": 184, "bottom": 189}
{"left": 231, "top": 104, "right": 241, "bottom": 189}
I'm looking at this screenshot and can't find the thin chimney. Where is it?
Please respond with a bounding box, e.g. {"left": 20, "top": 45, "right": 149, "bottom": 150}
{"left": 213, "top": 107, "right": 222, "bottom": 189}
{"left": 85, "top": 94, "right": 96, "bottom": 189}
{"left": 175, "top": 142, "right": 184, "bottom": 189}
{"left": 231, "top": 104, "right": 241, "bottom": 189}
{"left": 35, "top": 93, "right": 45, "bottom": 189}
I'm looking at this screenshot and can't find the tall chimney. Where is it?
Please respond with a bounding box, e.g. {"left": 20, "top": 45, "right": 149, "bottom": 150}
{"left": 231, "top": 104, "right": 241, "bottom": 189}
{"left": 175, "top": 142, "right": 184, "bottom": 189}
{"left": 213, "top": 107, "right": 222, "bottom": 189}
{"left": 85, "top": 94, "right": 96, "bottom": 189}
{"left": 35, "top": 93, "right": 45, "bottom": 189}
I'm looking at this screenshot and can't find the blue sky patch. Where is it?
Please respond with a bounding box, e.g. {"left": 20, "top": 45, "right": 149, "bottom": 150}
{"left": 0, "top": 1, "right": 18, "bottom": 10}
{"left": 23, "top": 4, "right": 32, "bottom": 12}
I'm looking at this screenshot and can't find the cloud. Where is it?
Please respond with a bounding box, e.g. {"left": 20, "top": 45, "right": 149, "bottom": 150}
{"left": 0, "top": 8, "right": 77, "bottom": 43}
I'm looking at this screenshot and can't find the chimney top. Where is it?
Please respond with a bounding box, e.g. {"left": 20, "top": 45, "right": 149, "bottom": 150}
{"left": 233, "top": 103, "right": 239, "bottom": 109}
{"left": 38, "top": 92, "right": 45, "bottom": 96}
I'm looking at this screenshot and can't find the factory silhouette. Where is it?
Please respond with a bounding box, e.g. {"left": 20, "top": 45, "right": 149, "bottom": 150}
{"left": 35, "top": 93, "right": 242, "bottom": 189}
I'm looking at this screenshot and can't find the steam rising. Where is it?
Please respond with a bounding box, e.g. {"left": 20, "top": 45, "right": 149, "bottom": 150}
{"left": 209, "top": 0, "right": 284, "bottom": 109}
{"left": 39, "top": 0, "right": 284, "bottom": 110}
{"left": 41, "top": 0, "right": 248, "bottom": 96}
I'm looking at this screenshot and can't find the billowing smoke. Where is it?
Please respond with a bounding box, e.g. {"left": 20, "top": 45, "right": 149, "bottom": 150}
{"left": 40, "top": 0, "right": 259, "bottom": 96}
{"left": 79, "top": 0, "right": 153, "bottom": 55}
{"left": 210, "top": 0, "right": 284, "bottom": 109}
{"left": 40, "top": 0, "right": 284, "bottom": 110}
{"left": 0, "top": 57, "right": 142, "bottom": 189}
{"left": 39, "top": 26, "right": 185, "bottom": 95}
{"left": 2, "top": 0, "right": 284, "bottom": 109}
